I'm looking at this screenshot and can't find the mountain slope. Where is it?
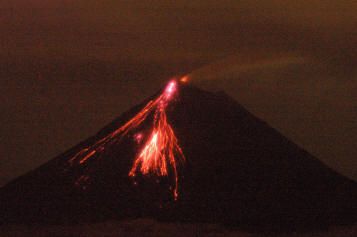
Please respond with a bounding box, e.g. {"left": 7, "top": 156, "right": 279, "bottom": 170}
{"left": 1, "top": 83, "right": 356, "bottom": 230}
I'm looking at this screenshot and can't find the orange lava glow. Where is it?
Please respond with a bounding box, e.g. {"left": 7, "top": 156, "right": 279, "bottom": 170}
{"left": 128, "top": 92, "right": 185, "bottom": 199}
{"left": 68, "top": 79, "right": 185, "bottom": 200}
{"left": 180, "top": 75, "right": 190, "bottom": 83}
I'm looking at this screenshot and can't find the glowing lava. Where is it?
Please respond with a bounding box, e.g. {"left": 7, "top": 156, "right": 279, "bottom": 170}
{"left": 68, "top": 79, "right": 185, "bottom": 200}
{"left": 129, "top": 95, "right": 185, "bottom": 199}
{"left": 180, "top": 75, "right": 189, "bottom": 83}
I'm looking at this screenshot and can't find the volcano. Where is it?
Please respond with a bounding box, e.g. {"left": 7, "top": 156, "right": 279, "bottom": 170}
{"left": 1, "top": 79, "right": 356, "bottom": 230}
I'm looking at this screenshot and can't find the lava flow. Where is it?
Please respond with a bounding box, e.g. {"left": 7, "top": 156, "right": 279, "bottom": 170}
{"left": 68, "top": 79, "right": 186, "bottom": 199}
{"left": 129, "top": 81, "right": 185, "bottom": 199}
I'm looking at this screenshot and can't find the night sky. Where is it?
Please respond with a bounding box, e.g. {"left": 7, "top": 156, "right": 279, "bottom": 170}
{"left": 0, "top": 1, "right": 356, "bottom": 186}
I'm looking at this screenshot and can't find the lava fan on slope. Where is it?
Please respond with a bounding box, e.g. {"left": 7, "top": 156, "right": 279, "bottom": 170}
{"left": 0, "top": 80, "right": 356, "bottom": 231}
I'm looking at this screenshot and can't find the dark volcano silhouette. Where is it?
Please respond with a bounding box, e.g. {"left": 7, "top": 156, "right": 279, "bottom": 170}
{"left": 1, "top": 83, "right": 356, "bottom": 231}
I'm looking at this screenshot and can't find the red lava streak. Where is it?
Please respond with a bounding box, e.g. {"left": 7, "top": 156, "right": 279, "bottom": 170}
{"left": 69, "top": 79, "right": 185, "bottom": 200}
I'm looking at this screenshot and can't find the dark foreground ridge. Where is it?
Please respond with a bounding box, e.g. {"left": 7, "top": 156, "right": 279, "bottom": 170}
{"left": 1, "top": 83, "right": 356, "bottom": 232}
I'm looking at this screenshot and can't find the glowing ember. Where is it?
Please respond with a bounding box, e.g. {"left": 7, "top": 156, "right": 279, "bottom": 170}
{"left": 180, "top": 75, "right": 189, "bottom": 83}
{"left": 68, "top": 79, "right": 185, "bottom": 200}
{"left": 134, "top": 133, "right": 144, "bottom": 144}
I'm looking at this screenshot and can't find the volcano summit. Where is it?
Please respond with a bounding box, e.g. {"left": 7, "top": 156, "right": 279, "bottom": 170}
{"left": 1, "top": 79, "right": 356, "bottom": 230}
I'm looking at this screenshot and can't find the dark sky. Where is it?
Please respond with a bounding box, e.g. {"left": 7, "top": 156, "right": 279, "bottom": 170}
{"left": 0, "top": 1, "right": 356, "bottom": 186}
